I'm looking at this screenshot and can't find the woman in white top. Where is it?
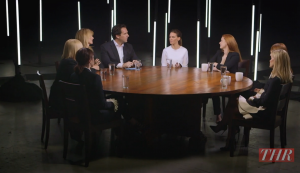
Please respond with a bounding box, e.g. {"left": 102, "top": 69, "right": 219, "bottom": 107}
{"left": 161, "top": 29, "right": 188, "bottom": 67}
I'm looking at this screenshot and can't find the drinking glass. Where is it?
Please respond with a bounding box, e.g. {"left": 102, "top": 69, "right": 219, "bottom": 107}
{"left": 235, "top": 72, "right": 243, "bottom": 81}
{"left": 208, "top": 62, "right": 214, "bottom": 72}
{"left": 135, "top": 60, "right": 141, "bottom": 70}
{"left": 166, "top": 59, "right": 172, "bottom": 68}
{"left": 109, "top": 63, "right": 115, "bottom": 75}
{"left": 122, "top": 75, "right": 129, "bottom": 88}
{"left": 221, "top": 75, "right": 229, "bottom": 89}
{"left": 220, "top": 66, "right": 227, "bottom": 76}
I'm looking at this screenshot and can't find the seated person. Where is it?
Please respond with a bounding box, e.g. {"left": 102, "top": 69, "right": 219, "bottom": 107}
{"left": 209, "top": 34, "right": 242, "bottom": 123}
{"left": 70, "top": 48, "right": 141, "bottom": 126}
{"left": 75, "top": 28, "right": 102, "bottom": 69}
{"left": 161, "top": 29, "right": 188, "bottom": 67}
{"left": 49, "top": 39, "right": 83, "bottom": 111}
{"left": 210, "top": 49, "right": 293, "bottom": 150}
{"left": 100, "top": 24, "right": 139, "bottom": 68}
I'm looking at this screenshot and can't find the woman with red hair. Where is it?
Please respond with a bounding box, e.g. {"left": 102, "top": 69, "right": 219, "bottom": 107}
{"left": 209, "top": 34, "right": 242, "bottom": 123}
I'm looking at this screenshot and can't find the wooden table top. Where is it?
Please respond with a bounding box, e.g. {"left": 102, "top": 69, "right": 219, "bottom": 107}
{"left": 98, "top": 66, "right": 253, "bottom": 96}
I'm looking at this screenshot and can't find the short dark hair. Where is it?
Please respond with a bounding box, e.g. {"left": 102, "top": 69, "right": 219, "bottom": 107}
{"left": 74, "top": 48, "right": 94, "bottom": 74}
{"left": 112, "top": 24, "right": 127, "bottom": 40}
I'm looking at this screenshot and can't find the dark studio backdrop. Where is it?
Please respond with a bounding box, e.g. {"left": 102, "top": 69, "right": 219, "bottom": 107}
{"left": 1, "top": 0, "right": 299, "bottom": 69}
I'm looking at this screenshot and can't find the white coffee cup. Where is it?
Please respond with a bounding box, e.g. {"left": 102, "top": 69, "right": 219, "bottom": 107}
{"left": 235, "top": 72, "right": 243, "bottom": 81}
{"left": 201, "top": 63, "right": 208, "bottom": 71}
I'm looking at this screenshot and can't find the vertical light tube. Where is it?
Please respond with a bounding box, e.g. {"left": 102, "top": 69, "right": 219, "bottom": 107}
{"left": 40, "top": 0, "right": 42, "bottom": 41}
{"left": 153, "top": 21, "right": 156, "bottom": 66}
{"left": 208, "top": 0, "right": 211, "bottom": 37}
{"left": 205, "top": 0, "right": 208, "bottom": 28}
{"left": 165, "top": 13, "right": 168, "bottom": 48}
{"left": 196, "top": 21, "right": 200, "bottom": 68}
{"left": 254, "top": 31, "right": 259, "bottom": 81}
{"left": 168, "top": 0, "right": 171, "bottom": 23}
{"left": 259, "top": 14, "right": 262, "bottom": 52}
{"left": 78, "top": 1, "right": 81, "bottom": 30}
{"left": 107, "top": 0, "right": 109, "bottom": 4}
{"left": 114, "top": 0, "right": 116, "bottom": 25}
{"left": 16, "top": 0, "right": 21, "bottom": 65}
{"left": 148, "top": 0, "right": 150, "bottom": 33}
{"left": 6, "top": 0, "right": 9, "bottom": 36}
{"left": 251, "top": 5, "right": 255, "bottom": 56}
{"left": 111, "top": 10, "right": 114, "bottom": 40}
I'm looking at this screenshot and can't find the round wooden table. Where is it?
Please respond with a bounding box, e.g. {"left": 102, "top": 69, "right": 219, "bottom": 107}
{"left": 98, "top": 66, "right": 253, "bottom": 147}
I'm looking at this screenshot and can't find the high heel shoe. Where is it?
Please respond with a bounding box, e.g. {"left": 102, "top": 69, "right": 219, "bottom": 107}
{"left": 210, "top": 125, "right": 227, "bottom": 134}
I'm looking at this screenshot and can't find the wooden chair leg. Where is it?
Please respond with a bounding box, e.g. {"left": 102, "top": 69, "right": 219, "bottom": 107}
{"left": 41, "top": 110, "right": 46, "bottom": 142}
{"left": 270, "top": 129, "right": 275, "bottom": 148}
{"left": 63, "top": 126, "right": 69, "bottom": 159}
{"left": 279, "top": 125, "right": 285, "bottom": 148}
{"left": 45, "top": 118, "right": 50, "bottom": 149}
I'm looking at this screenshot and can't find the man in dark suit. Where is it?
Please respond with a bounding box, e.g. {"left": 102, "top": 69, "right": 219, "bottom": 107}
{"left": 100, "top": 24, "right": 139, "bottom": 68}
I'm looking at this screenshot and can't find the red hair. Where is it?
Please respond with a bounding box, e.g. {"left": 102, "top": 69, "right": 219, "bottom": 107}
{"left": 222, "top": 34, "right": 242, "bottom": 62}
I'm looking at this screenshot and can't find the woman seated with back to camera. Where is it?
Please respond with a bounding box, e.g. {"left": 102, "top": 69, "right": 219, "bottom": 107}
{"left": 49, "top": 39, "right": 83, "bottom": 111}
{"left": 69, "top": 48, "right": 141, "bottom": 126}
{"left": 209, "top": 34, "right": 242, "bottom": 123}
{"left": 161, "top": 29, "right": 188, "bottom": 67}
{"left": 210, "top": 49, "right": 293, "bottom": 150}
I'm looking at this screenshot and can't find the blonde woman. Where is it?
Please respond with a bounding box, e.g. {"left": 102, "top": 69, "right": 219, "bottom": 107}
{"left": 49, "top": 39, "right": 83, "bottom": 110}
{"left": 75, "top": 28, "right": 101, "bottom": 69}
{"left": 210, "top": 49, "right": 293, "bottom": 150}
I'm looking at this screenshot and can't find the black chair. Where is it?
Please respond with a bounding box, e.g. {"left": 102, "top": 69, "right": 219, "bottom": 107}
{"left": 37, "top": 70, "right": 63, "bottom": 149}
{"left": 229, "top": 82, "right": 293, "bottom": 157}
{"left": 54, "top": 61, "right": 62, "bottom": 124}
{"left": 59, "top": 80, "right": 123, "bottom": 167}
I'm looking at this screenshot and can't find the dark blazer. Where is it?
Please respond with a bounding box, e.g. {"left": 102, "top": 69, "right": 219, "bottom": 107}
{"left": 69, "top": 68, "right": 114, "bottom": 122}
{"left": 49, "top": 58, "right": 77, "bottom": 110}
{"left": 210, "top": 50, "right": 240, "bottom": 73}
{"left": 248, "top": 76, "right": 282, "bottom": 119}
{"left": 100, "top": 40, "right": 138, "bottom": 68}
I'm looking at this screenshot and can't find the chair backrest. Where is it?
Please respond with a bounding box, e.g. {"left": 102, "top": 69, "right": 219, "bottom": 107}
{"left": 59, "top": 80, "right": 92, "bottom": 131}
{"left": 238, "top": 59, "right": 250, "bottom": 77}
{"left": 37, "top": 70, "right": 49, "bottom": 109}
{"left": 55, "top": 61, "right": 59, "bottom": 73}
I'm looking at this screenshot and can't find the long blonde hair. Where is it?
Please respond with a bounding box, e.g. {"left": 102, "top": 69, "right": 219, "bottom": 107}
{"left": 270, "top": 49, "right": 293, "bottom": 83}
{"left": 222, "top": 34, "right": 242, "bottom": 62}
{"left": 75, "top": 28, "right": 94, "bottom": 51}
{"left": 61, "top": 39, "right": 83, "bottom": 60}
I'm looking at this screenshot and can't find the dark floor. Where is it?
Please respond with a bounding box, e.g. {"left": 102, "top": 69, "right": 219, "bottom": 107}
{"left": 0, "top": 54, "right": 300, "bottom": 172}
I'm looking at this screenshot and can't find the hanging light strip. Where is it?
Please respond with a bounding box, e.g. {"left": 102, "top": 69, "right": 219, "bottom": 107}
{"left": 254, "top": 31, "right": 259, "bottom": 81}
{"left": 6, "top": 0, "right": 9, "bottom": 36}
{"left": 16, "top": 0, "right": 21, "bottom": 65}
{"left": 251, "top": 5, "right": 255, "bottom": 55}
{"left": 196, "top": 21, "right": 200, "bottom": 68}
{"left": 153, "top": 21, "right": 157, "bottom": 66}
{"left": 78, "top": 1, "right": 81, "bottom": 30}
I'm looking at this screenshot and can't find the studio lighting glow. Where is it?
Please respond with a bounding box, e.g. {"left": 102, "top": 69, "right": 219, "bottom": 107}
{"left": 208, "top": 0, "right": 211, "bottom": 37}
{"left": 111, "top": 10, "right": 114, "bottom": 39}
{"left": 148, "top": 0, "right": 150, "bottom": 33}
{"left": 114, "top": 0, "right": 116, "bottom": 25}
{"left": 165, "top": 13, "right": 168, "bottom": 48}
{"left": 40, "top": 0, "right": 42, "bottom": 41}
{"left": 205, "top": 0, "right": 208, "bottom": 28}
{"left": 6, "top": 0, "right": 9, "bottom": 36}
{"left": 153, "top": 21, "right": 157, "bottom": 66}
{"left": 16, "top": 0, "right": 21, "bottom": 65}
{"left": 254, "top": 31, "right": 259, "bottom": 81}
{"left": 259, "top": 14, "right": 262, "bottom": 52}
{"left": 168, "top": 0, "right": 171, "bottom": 23}
{"left": 251, "top": 5, "right": 255, "bottom": 56}
{"left": 107, "top": 0, "right": 109, "bottom": 4}
{"left": 196, "top": 21, "right": 200, "bottom": 68}
{"left": 78, "top": 1, "right": 81, "bottom": 30}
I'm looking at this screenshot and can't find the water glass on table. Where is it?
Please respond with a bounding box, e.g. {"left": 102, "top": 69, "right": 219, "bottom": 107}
{"left": 221, "top": 75, "right": 229, "bottom": 89}
{"left": 109, "top": 63, "right": 115, "bottom": 75}
{"left": 135, "top": 60, "right": 142, "bottom": 70}
{"left": 100, "top": 68, "right": 106, "bottom": 81}
{"left": 166, "top": 59, "right": 172, "bottom": 68}
{"left": 208, "top": 62, "right": 214, "bottom": 72}
{"left": 122, "top": 75, "right": 129, "bottom": 88}
{"left": 220, "top": 65, "right": 227, "bottom": 76}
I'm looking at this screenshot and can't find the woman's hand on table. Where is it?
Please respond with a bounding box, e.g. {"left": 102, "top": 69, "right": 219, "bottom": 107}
{"left": 174, "top": 62, "right": 182, "bottom": 68}
{"left": 122, "top": 61, "right": 133, "bottom": 68}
